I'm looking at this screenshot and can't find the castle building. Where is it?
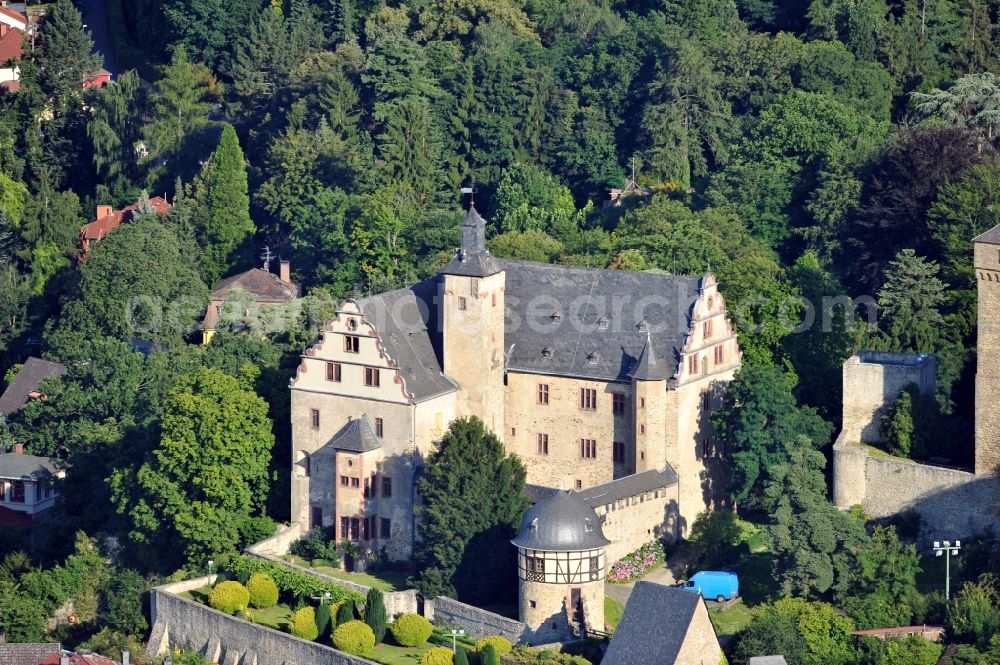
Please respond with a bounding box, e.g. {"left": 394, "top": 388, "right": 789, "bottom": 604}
{"left": 511, "top": 491, "right": 609, "bottom": 643}
{"left": 289, "top": 205, "right": 741, "bottom": 562}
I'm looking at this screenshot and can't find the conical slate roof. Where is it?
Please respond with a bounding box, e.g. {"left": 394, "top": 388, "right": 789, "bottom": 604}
{"left": 511, "top": 490, "right": 611, "bottom": 552}
{"left": 441, "top": 205, "right": 501, "bottom": 277}
{"left": 629, "top": 331, "right": 668, "bottom": 381}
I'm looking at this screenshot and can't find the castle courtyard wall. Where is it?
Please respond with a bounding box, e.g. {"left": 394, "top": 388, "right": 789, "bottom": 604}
{"left": 592, "top": 486, "right": 680, "bottom": 563}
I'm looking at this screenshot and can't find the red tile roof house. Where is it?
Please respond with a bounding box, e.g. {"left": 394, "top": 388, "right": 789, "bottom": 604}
{"left": 0, "top": 8, "right": 25, "bottom": 93}
{"left": 78, "top": 196, "right": 172, "bottom": 253}
{"left": 0, "top": 634, "right": 124, "bottom": 665}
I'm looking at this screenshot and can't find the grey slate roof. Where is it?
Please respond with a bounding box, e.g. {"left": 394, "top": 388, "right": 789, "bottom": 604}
{"left": 441, "top": 206, "right": 501, "bottom": 277}
{"left": 357, "top": 280, "right": 458, "bottom": 403}
{"left": 973, "top": 224, "right": 1000, "bottom": 245}
{"left": 327, "top": 415, "right": 383, "bottom": 453}
{"left": 511, "top": 490, "right": 611, "bottom": 552}
{"left": 576, "top": 467, "right": 679, "bottom": 507}
{"left": 499, "top": 260, "right": 701, "bottom": 382}
{"left": 0, "top": 452, "right": 59, "bottom": 481}
{"left": 602, "top": 581, "right": 704, "bottom": 665}
{"left": 0, "top": 642, "right": 61, "bottom": 665}
{"left": 630, "top": 331, "right": 668, "bottom": 381}
{"left": 749, "top": 657, "right": 789, "bottom": 665}
{"left": 0, "top": 357, "right": 67, "bottom": 415}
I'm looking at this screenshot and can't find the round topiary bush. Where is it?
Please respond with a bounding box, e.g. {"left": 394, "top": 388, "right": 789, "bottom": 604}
{"left": 389, "top": 613, "right": 433, "bottom": 647}
{"left": 332, "top": 619, "right": 376, "bottom": 656}
{"left": 474, "top": 636, "right": 512, "bottom": 655}
{"left": 208, "top": 581, "right": 250, "bottom": 615}
{"left": 290, "top": 606, "right": 320, "bottom": 641}
{"left": 246, "top": 572, "right": 279, "bottom": 609}
{"left": 417, "top": 646, "right": 455, "bottom": 665}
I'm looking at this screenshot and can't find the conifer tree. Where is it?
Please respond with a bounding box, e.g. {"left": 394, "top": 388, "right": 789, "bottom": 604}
{"left": 34, "top": 0, "right": 102, "bottom": 115}
{"left": 364, "top": 588, "right": 387, "bottom": 644}
{"left": 336, "top": 600, "right": 356, "bottom": 626}
{"left": 200, "top": 125, "right": 254, "bottom": 284}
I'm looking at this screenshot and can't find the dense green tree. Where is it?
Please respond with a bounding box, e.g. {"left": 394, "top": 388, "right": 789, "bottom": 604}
{"left": 377, "top": 96, "right": 444, "bottom": 198}
{"left": 912, "top": 73, "right": 1000, "bottom": 148}
{"left": 163, "top": 0, "right": 266, "bottom": 76}
{"left": 199, "top": 125, "right": 254, "bottom": 283}
{"left": 879, "top": 387, "right": 916, "bottom": 457}
{"left": 110, "top": 367, "right": 275, "bottom": 567}
{"left": 950, "top": 575, "right": 1000, "bottom": 650}
{"left": 834, "top": 525, "right": 920, "bottom": 629}
{"left": 87, "top": 71, "right": 148, "bottom": 196}
{"left": 365, "top": 587, "right": 387, "bottom": 644}
{"left": 711, "top": 364, "right": 834, "bottom": 511}
{"left": 733, "top": 598, "right": 855, "bottom": 665}
{"left": 33, "top": 0, "right": 102, "bottom": 115}
{"left": 414, "top": 417, "right": 528, "bottom": 603}
{"left": 876, "top": 249, "right": 947, "bottom": 352}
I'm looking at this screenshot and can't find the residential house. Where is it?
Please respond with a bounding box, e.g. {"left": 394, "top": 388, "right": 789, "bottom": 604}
{"left": 0, "top": 356, "right": 67, "bottom": 416}
{"left": 0, "top": 6, "right": 25, "bottom": 92}
{"left": 602, "top": 581, "right": 723, "bottom": 665}
{"left": 202, "top": 259, "right": 300, "bottom": 344}
{"left": 0, "top": 638, "right": 61, "bottom": 665}
{"left": 79, "top": 196, "right": 172, "bottom": 253}
{"left": 0, "top": 444, "right": 62, "bottom": 529}
{"left": 290, "top": 204, "right": 741, "bottom": 562}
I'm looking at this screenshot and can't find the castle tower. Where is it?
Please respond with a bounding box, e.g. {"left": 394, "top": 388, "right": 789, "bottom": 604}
{"left": 512, "top": 491, "right": 609, "bottom": 645}
{"left": 974, "top": 226, "right": 1000, "bottom": 475}
{"left": 439, "top": 205, "right": 506, "bottom": 433}
{"left": 631, "top": 332, "right": 670, "bottom": 473}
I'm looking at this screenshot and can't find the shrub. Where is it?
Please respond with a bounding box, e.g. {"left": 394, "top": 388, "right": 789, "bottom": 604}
{"left": 607, "top": 540, "right": 665, "bottom": 583}
{"left": 208, "top": 581, "right": 250, "bottom": 615}
{"left": 365, "top": 587, "right": 388, "bottom": 644}
{"left": 332, "top": 619, "right": 376, "bottom": 656}
{"left": 290, "top": 527, "right": 341, "bottom": 567}
{"left": 475, "top": 636, "right": 513, "bottom": 654}
{"left": 316, "top": 601, "right": 337, "bottom": 639}
{"left": 290, "top": 606, "right": 320, "bottom": 641}
{"left": 454, "top": 649, "right": 470, "bottom": 665}
{"left": 247, "top": 573, "right": 279, "bottom": 609}
{"left": 390, "top": 613, "right": 434, "bottom": 647}
{"left": 418, "top": 646, "right": 455, "bottom": 665}
{"left": 221, "top": 554, "right": 362, "bottom": 605}
{"left": 336, "top": 600, "right": 356, "bottom": 625}
{"left": 481, "top": 643, "right": 500, "bottom": 665}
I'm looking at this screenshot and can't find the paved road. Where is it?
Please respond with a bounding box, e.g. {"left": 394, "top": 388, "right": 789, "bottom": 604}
{"left": 78, "top": 0, "right": 118, "bottom": 76}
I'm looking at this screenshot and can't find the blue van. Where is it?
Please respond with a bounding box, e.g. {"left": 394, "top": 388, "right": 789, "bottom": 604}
{"left": 680, "top": 571, "right": 739, "bottom": 602}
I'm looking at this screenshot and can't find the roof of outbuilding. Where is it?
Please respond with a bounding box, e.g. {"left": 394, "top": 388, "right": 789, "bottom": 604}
{"left": 0, "top": 451, "right": 59, "bottom": 480}
{"left": 748, "top": 657, "right": 789, "bottom": 665}
{"left": 357, "top": 280, "right": 459, "bottom": 403}
{"left": 499, "top": 260, "right": 700, "bottom": 382}
{"left": 210, "top": 268, "right": 300, "bottom": 303}
{"left": 327, "top": 415, "right": 383, "bottom": 453}
{"left": 511, "top": 490, "right": 610, "bottom": 552}
{"left": 0, "top": 25, "right": 23, "bottom": 64}
{"left": 0, "top": 642, "right": 61, "bottom": 665}
{"left": 576, "top": 467, "right": 679, "bottom": 507}
{"left": 602, "top": 582, "right": 705, "bottom": 665}
{"left": 39, "top": 651, "right": 121, "bottom": 665}
{"left": 973, "top": 224, "right": 1000, "bottom": 245}
{"left": 0, "top": 357, "right": 68, "bottom": 415}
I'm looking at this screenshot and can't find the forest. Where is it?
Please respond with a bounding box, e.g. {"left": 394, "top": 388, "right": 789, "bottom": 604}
{"left": 3, "top": 0, "right": 1000, "bottom": 662}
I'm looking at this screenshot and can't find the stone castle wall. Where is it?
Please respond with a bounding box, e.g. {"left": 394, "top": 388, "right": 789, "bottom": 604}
{"left": 147, "top": 577, "right": 379, "bottom": 665}
{"left": 592, "top": 486, "right": 680, "bottom": 563}
{"left": 428, "top": 596, "right": 526, "bottom": 644}
{"left": 841, "top": 352, "right": 936, "bottom": 443}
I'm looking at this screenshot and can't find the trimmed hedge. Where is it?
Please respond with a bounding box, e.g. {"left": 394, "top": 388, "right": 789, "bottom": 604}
{"left": 475, "top": 636, "right": 513, "bottom": 654}
{"left": 247, "top": 573, "right": 279, "bottom": 608}
{"left": 332, "top": 619, "right": 376, "bottom": 656}
{"left": 222, "top": 555, "right": 364, "bottom": 604}
{"left": 418, "top": 646, "right": 455, "bottom": 665}
{"left": 290, "top": 606, "right": 320, "bottom": 641}
{"left": 390, "top": 613, "right": 434, "bottom": 647}
{"left": 208, "top": 581, "right": 250, "bottom": 615}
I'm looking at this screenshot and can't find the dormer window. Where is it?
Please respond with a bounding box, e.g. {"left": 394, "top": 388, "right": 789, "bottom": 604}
{"left": 636, "top": 320, "right": 647, "bottom": 331}
{"left": 529, "top": 519, "right": 538, "bottom": 534}
{"left": 587, "top": 351, "right": 599, "bottom": 364}
{"left": 541, "top": 347, "right": 553, "bottom": 358}
{"left": 585, "top": 521, "right": 594, "bottom": 533}
{"left": 551, "top": 312, "right": 562, "bottom": 321}
{"left": 347, "top": 318, "right": 358, "bottom": 331}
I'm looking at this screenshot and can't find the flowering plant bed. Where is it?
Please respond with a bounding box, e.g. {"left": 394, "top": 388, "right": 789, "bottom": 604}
{"left": 606, "top": 540, "right": 665, "bottom": 583}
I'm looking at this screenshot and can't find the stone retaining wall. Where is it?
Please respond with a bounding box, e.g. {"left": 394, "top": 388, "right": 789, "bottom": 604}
{"left": 245, "top": 522, "right": 302, "bottom": 557}
{"left": 147, "top": 576, "right": 379, "bottom": 665}
{"left": 427, "top": 596, "right": 526, "bottom": 644}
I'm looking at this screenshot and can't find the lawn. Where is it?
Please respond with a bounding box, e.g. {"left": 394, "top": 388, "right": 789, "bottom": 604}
{"left": 178, "top": 584, "right": 212, "bottom": 604}
{"left": 708, "top": 599, "right": 754, "bottom": 636}
{"left": 369, "top": 641, "right": 439, "bottom": 665}
{"left": 604, "top": 596, "right": 624, "bottom": 630}
{"left": 251, "top": 604, "right": 293, "bottom": 630}
{"left": 283, "top": 555, "right": 410, "bottom": 592}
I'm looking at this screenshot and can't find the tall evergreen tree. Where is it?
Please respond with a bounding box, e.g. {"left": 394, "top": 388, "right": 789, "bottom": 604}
{"left": 33, "top": 0, "right": 102, "bottom": 115}
{"left": 200, "top": 125, "right": 255, "bottom": 284}
{"left": 364, "top": 587, "right": 387, "bottom": 644}
{"left": 876, "top": 249, "right": 947, "bottom": 352}
{"left": 87, "top": 71, "right": 148, "bottom": 196}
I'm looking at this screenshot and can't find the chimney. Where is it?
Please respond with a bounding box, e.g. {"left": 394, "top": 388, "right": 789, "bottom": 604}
{"left": 0, "top": 24, "right": 7, "bottom": 38}
{"left": 96, "top": 205, "right": 113, "bottom": 220}
{"left": 13, "top": 443, "right": 23, "bottom": 455}
{"left": 60, "top": 655, "right": 70, "bottom": 665}
{"left": 280, "top": 260, "right": 291, "bottom": 284}
{"left": 122, "top": 650, "right": 130, "bottom": 665}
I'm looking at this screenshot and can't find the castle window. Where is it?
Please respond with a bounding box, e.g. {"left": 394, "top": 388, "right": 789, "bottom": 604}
{"left": 708, "top": 296, "right": 714, "bottom": 310}
{"left": 310, "top": 409, "right": 320, "bottom": 429}
{"left": 639, "top": 424, "right": 646, "bottom": 435}
{"left": 575, "top": 479, "right": 583, "bottom": 490}
{"left": 347, "top": 318, "right": 358, "bottom": 331}
{"left": 303, "top": 452, "right": 311, "bottom": 477}
{"left": 326, "top": 362, "right": 341, "bottom": 382}
{"left": 364, "top": 477, "right": 371, "bottom": 498}
{"left": 537, "top": 383, "right": 549, "bottom": 405}
{"left": 613, "top": 441, "right": 625, "bottom": 464}
{"left": 580, "top": 388, "right": 597, "bottom": 410}
{"left": 382, "top": 477, "right": 392, "bottom": 497}
{"left": 688, "top": 355, "right": 698, "bottom": 374}
{"left": 340, "top": 516, "right": 350, "bottom": 539}
{"left": 344, "top": 335, "right": 360, "bottom": 353}
{"left": 715, "top": 345, "right": 725, "bottom": 365}
{"left": 364, "top": 367, "right": 380, "bottom": 387}
{"left": 598, "top": 317, "right": 609, "bottom": 330}
{"left": 590, "top": 556, "right": 600, "bottom": 579}
{"left": 640, "top": 451, "right": 645, "bottom": 460}
{"left": 585, "top": 522, "right": 594, "bottom": 533}
{"left": 492, "top": 293, "right": 497, "bottom": 306}
{"left": 363, "top": 515, "right": 371, "bottom": 540}
{"left": 612, "top": 393, "right": 626, "bottom": 415}
{"left": 530, "top": 600, "right": 537, "bottom": 608}
{"left": 311, "top": 507, "right": 322, "bottom": 529}
{"left": 350, "top": 518, "right": 360, "bottom": 540}
{"left": 351, "top": 477, "right": 360, "bottom": 488}
{"left": 458, "top": 297, "right": 467, "bottom": 310}
{"left": 511, "top": 427, "right": 516, "bottom": 436}
{"left": 537, "top": 433, "right": 549, "bottom": 455}
{"left": 380, "top": 518, "right": 391, "bottom": 539}
{"left": 704, "top": 320, "right": 713, "bottom": 339}
{"left": 580, "top": 438, "right": 597, "bottom": 459}
{"left": 703, "top": 392, "right": 712, "bottom": 413}
{"left": 375, "top": 417, "right": 384, "bottom": 438}
{"left": 340, "top": 476, "right": 349, "bottom": 487}
{"left": 639, "top": 397, "right": 645, "bottom": 409}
